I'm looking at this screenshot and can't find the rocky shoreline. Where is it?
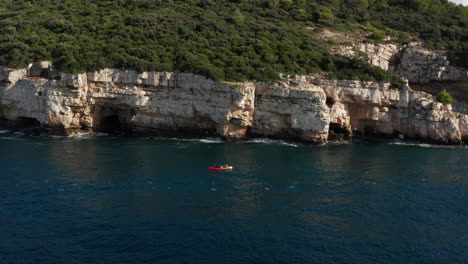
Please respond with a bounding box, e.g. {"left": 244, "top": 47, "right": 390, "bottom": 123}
{"left": 0, "top": 62, "right": 467, "bottom": 145}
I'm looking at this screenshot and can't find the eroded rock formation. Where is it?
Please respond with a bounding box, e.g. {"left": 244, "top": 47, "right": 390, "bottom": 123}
{"left": 252, "top": 81, "right": 329, "bottom": 143}
{"left": 333, "top": 42, "right": 401, "bottom": 71}
{"left": 335, "top": 41, "right": 468, "bottom": 84}
{"left": 313, "top": 78, "right": 467, "bottom": 144}
{"left": 0, "top": 62, "right": 467, "bottom": 145}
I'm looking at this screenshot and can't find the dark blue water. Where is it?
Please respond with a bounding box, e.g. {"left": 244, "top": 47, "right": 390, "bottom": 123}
{"left": 1, "top": 133, "right": 467, "bottom": 264}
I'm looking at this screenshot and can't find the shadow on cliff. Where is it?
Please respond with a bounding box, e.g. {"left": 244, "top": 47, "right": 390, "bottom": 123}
{"left": 0, "top": 116, "right": 42, "bottom": 135}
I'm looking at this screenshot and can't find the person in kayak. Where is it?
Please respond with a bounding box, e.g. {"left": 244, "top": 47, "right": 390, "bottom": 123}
{"left": 209, "top": 165, "right": 233, "bottom": 170}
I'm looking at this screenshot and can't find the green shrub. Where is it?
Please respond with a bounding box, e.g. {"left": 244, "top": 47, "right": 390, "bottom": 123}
{"left": 437, "top": 89, "right": 453, "bottom": 104}
{"left": 326, "top": 38, "right": 342, "bottom": 46}
{"left": 230, "top": 84, "right": 241, "bottom": 90}
{"left": 0, "top": 0, "right": 466, "bottom": 81}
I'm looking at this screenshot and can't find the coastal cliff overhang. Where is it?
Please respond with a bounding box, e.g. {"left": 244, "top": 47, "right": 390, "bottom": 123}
{"left": 0, "top": 63, "right": 467, "bottom": 145}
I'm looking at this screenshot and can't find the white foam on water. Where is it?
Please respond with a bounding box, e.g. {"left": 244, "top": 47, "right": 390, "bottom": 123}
{"left": 152, "top": 137, "right": 224, "bottom": 144}
{"left": 210, "top": 188, "right": 217, "bottom": 191}
{"left": 0, "top": 130, "right": 10, "bottom": 134}
{"left": 62, "top": 132, "right": 109, "bottom": 140}
{"left": 246, "top": 138, "right": 299, "bottom": 147}
{"left": 289, "top": 186, "right": 295, "bottom": 189}
{"left": 280, "top": 142, "right": 299, "bottom": 148}
{"left": 265, "top": 187, "right": 270, "bottom": 191}
{"left": 198, "top": 138, "right": 224, "bottom": 144}
{"left": 13, "top": 132, "right": 25, "bottom": 136}
{"left": 326, "top": 141, "right": 352, "bottom": 145}
{"left": 74, "top": 132, "right": 108, "bottom": 138}
{"left": 0, "top": 137, "right": 24, "bottom": 141}
{"left": 49, "top": 135, "right": 67, "bottom": 139}
{"left": 389, "top": 141, "right": 467, "bottom": 149}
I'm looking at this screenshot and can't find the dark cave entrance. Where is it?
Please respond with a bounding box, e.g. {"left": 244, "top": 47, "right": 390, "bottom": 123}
{"left": 364, "top": 125, "right": 375, "bottom": 136}
{"left": 328, "top": 122, "right": 351, "bottom": 141}
{"left": 92, "top": 105, "right": 137, "bottom": 135}
{"left": 462, "top": 135, "right": 468, "bottom": 145}
{"left": 39, "top": 69, "right": 49, "bottom": 79}
{"left": 15, "top": 117, "right": 41, "bottom": 128}
{"left": 0, "top": 117, "right": 42, "bottom": 135}
{"left": 97, "top": 115, "right": 122, "bottom": 133}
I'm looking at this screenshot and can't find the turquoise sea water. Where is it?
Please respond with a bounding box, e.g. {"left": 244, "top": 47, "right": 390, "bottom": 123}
{"left": 0, "top": 132, "right": 467, "bottom": 263}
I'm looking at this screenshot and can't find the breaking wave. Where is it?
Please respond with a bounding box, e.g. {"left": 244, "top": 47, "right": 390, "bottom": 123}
{"left": 49, "top": 132, "right": 110, "bottom": 140}
{"left": 245, "top": 138, "right": 299, "bottom": 147}
{"left": 389, "top": 141, "right": 467, "bottom": 149}
{"left": 152, "top": 137, "right": 224, "bottom": 144}
{"left": 0, "top": 136, "right": 25, "bottom": 141}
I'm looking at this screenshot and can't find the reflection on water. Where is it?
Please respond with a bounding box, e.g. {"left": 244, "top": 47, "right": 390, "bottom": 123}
{"left": 0, "top": 135, "right": 467, "bottom": 263}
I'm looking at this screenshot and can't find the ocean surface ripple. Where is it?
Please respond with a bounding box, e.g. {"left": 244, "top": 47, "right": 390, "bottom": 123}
{"left": 0, "top": 134, "right": 467, "bottom": 263}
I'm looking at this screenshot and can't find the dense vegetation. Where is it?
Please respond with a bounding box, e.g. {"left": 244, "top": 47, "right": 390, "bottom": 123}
{"left": 0, "top": 0, "right": 466, "bottom": 84}
{"left": 437, "top": 89, "right": 454, "bottom": 104}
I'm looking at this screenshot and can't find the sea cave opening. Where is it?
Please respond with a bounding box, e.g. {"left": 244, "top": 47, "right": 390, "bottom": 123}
{"left": 16, "top": 117, "right": 41, "bottom": 128}
{"left": 1, "top": 117, "right": 43, "bottom": 135}
{"left": 462, "top": 135, "right": 468, "bottom": 145}
{"left": 97, "top": 115, "right": 122, "bottom": 133}
{"left": 328, "top": 122, "right": 350, "bottom": 141}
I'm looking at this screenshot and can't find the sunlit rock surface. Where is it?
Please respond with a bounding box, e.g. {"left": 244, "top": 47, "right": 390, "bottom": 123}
{"left": 0, "top": 62, "right": 467, "bottom": 144}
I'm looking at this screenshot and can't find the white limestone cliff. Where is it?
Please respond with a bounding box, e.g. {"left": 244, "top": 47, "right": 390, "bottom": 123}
{"left": 252, "top": 79, "right": 329, "bottom": 143}
{"left": 312, "top": 78, "right": 467, "bottom": 144}
{"left": 334, "top": 42, "right": 401, "bottom": 71}
{"left": 335, "top": 41, "right": 468, "bottom": 84}
{"left": 389, "top": 43, "right": 468, "bottom": 83}
{"left": 0, "top": 62, "right": 467, "bottom": 145}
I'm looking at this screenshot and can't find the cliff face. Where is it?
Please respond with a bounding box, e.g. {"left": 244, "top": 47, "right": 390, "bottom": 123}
{"left": 334, "top": 42, "right": 401, "bottom": 71}
{"left": 335, "top": 41, "right": 468, "bottom": 84}
{"left": 1, "top": 62, "right": 467, "bottom": 145}
{"left": 315, "top": 78, "right": 467, "bottom": 144}
{"left": 389, "top": 43, "right": 468, "bottom": 84}
{"left": 252, "top": 81, "right": 329, "bottom": 143}
{"left": 0, "top": 66, "right": 256, "bottom": 138}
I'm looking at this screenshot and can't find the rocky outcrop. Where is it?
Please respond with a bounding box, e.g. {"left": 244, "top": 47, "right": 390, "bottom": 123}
{"left": 0, "top": 63, "right": 256, "bottom": 138}
{"left": 335, "top": 41, "right": 468, "bottom": 105}
{"left": 337, "top": 42, "right": 468, "bottom": 83}
{"left": 85, "top": 69, "right": 257, "bottom": 138}
{"left": 0, "top": 62, "right": 467, "bottom": 145}
{"left": 389, "top": 43, "right": 468, "bottom": 83}
{"left": 252, "top": 81, "right": 329, "bottom": 143}
{"left": 312, "top": 78, "right": 467, "bottom": 144}
{"left": 333, "top": 42, "right": 401, "bottom": 71}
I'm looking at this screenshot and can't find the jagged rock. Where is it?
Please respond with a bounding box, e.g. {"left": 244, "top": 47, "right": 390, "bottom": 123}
{"left": 252, "top": 81, "right": 329, "bottom": 143}
{"left": 390, "top": 43, "right": 468, "bottom": 83}
{"left": 0, "top": 63, "right": 467, "bottom": 145}
{"left": 0, "top": 67, "right": 28, "bottom": 83}
{"left": 315, "top": 78, "right": 467, "bottom": 144}
{"left": 28, "top": 61, "right": 52, "bottom": 78}
{"left": 334, "top": 43, "right": 401, "bottom": 71}
{"left": 335, "top": 41, "right": 468, "bottom": 84}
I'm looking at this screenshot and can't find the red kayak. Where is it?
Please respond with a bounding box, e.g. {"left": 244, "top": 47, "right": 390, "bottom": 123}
{"left": 209, "top": 166, "right": 233, "bottom": 170}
